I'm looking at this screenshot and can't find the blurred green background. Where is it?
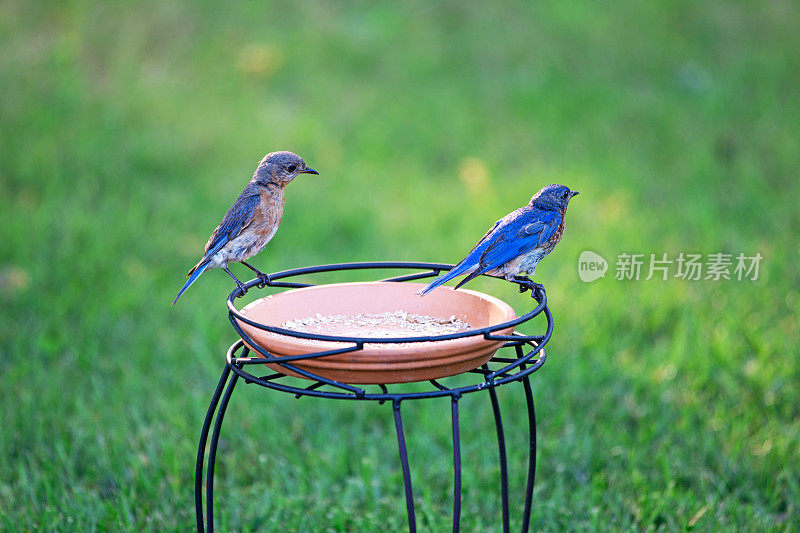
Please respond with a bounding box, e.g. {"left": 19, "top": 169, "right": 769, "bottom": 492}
{"left": 2, "top": 0, "right": 799, "bottom": 530}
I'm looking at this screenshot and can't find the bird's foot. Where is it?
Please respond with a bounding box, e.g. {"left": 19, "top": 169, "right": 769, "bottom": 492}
{"left": 512, "top": 276, "right": 534, "bottom": 293}
{"left": 241, "top": 261, "right": 271, "bottom": 288}
{"left": 512, "top": 276, "right": 544, "bottom": 298}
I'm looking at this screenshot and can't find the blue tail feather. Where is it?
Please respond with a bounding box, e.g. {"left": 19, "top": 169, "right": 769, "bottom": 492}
{"left": 172, "top": 261, "right": 210, "bottom": 305}
{"left": 418, "top": 260, "right": 477, "bottom": 296}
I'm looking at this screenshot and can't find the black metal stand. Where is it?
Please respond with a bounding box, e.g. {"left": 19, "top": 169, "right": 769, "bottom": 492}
{"left": 194, "top": 262, "right": 553, "bottom": 532}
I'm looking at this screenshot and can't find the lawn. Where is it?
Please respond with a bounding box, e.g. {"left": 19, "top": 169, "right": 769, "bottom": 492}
{"left": 1, "top": 1, "right": 799, "bottom": 530}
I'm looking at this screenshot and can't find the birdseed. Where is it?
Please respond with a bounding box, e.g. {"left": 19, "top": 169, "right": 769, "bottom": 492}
{"left": 280, "top": 311, "right": 472, "bottom": 338}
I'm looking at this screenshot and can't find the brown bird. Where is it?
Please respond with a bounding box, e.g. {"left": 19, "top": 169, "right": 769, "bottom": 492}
{"left": 173, "top": 151, "right": 318, "bottom": 304}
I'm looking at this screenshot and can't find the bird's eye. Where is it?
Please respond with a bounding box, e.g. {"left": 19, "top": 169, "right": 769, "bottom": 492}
{"left": 562, "top": 191, "right": 569, "bottom": 199}
{"left": 288, "top": 164, "right": 297, "bottom": 173}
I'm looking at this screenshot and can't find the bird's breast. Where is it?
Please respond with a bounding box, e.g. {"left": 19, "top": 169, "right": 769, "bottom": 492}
{"left": 240, "top": 190, "right": 283, "bottom": 255}
{"left": 214, "top": 188, "right": 285, "bottom": 264}
{"left": 253, "top": 187, "right": 285, "bottom": 234}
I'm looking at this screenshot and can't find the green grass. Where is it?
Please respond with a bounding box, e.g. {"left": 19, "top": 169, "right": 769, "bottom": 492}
{"left": 2, "top": 0, "right": 799, "bottom": 530}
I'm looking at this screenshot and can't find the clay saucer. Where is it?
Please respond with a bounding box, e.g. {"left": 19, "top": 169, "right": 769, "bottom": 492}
{"left": 234, "top": 281, "right": 516, "bottom": 384}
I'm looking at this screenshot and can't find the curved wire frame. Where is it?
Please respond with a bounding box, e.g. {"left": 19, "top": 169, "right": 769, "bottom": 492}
{"left": 196, "top": 262, "right": 552, "bottom": 533}
{"left": 224, "top": 261, "right": 552, "bottom": 400}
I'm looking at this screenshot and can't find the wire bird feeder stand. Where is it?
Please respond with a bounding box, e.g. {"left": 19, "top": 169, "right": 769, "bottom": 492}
{"left": 195, "top": 261, "right": 553, "bottom": 532}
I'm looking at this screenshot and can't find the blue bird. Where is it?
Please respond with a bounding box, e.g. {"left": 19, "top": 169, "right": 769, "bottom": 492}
{"left": 419, "top": 184, "right": 579, "bottom": 296}
{"left": 173, "top": 151, "right": 318, "bottom": 305}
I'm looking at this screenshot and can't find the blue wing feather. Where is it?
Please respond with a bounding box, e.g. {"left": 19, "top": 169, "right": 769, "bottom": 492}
{"left": 475, "top": 210, "right": 561, "bottom": 275}
{"left": 200, "top": 190, "right": 260, "bottom": 263}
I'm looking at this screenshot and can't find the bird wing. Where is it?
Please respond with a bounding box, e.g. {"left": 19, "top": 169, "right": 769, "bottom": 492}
{"left": 201, "top": 190, "right": 261, "bottom": 262}
{"left": 475, "top": 210, "right": 562, "bottom": 274}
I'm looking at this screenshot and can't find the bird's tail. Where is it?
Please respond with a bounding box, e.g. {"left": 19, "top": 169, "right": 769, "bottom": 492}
{"left": 172, "top": 261, "right": 210, "bottom": 305}
{"left": 417, "top": 262, "right": 477, "bottom": 296}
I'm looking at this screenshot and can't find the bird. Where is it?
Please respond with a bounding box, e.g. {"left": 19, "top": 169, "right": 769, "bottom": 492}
{"left": 173, "top": 151, "right": 318, "bottom": 305}
{"left": 418, "top": 184, "right": 579, "bottom": 296}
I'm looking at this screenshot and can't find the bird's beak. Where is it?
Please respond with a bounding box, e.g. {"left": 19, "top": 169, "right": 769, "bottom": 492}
{"left": 301, "top": 168, "right": 319, "bottom": 175}
{"left": 570, "top": 190, "right": 579, "bottom": 197}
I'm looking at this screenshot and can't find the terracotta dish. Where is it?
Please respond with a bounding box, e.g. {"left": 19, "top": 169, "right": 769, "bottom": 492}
{"left": 235, "top": 281, "right": 516, "bottom": 384}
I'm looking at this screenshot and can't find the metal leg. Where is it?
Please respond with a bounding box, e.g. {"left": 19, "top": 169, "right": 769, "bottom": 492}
{"left": 204, "top": 368, "right": 240, "bottom": 533}
{"left": 488, "top": 385, "right": 510, "bottom": 533}
{"left": 521, "top": 375, "right": 536, "bottom": 532}
{"left": 393, "top": 400, "right": 416, "bottom": 533}
{"left": 451, "top": 396, "right": 462, "bottom": 533}
{"left": 195, "top": 364, "right": 232, "bottom": 533}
